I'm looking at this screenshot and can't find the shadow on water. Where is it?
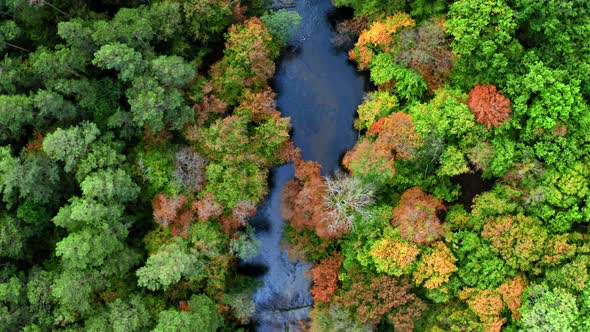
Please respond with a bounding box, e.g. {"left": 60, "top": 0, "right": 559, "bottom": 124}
{"left": 241, "top": 0, "right": 368, "bottom": 331}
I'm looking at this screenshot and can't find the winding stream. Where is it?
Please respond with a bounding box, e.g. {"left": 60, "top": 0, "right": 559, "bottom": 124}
{"left": 246, "top": 0, "right": 367, "bottom": 330}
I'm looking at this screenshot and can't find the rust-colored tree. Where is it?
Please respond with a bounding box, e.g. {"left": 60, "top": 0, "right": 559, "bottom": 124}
{"left": 281, "top": 158, "right": 341, "bottom": 239}
{"left": 309, "top": 253, "right": 343, "bottom": 304}
{"left": 234, "top": 87, "right": 281, "bottom": 121}
{"left": 152, "top": 193, "right": 198, "bottom": 237}
{"left": 368, "top": 112, "right": 423, "bottom": 160}
{"left": 25, "top": 130, "right": 44, "bottom": 154}
{"left": 392, "top": 187, "right": 446, "bottom": 245}
{"left": 335, "top": 274, "right": 425, "bottom": 328}
{"left": 467, "top": 84, "right": 511, "bottom": 129}
{"left": 192, "top": 93, "right": 228, "bottom": 126}
{"left": 152, "top": 193, "right": 188, "bottom": 227}
{"left": 220, "top": 200, "right": 256, "bottom": 236}
{"left": 191, "top": 193, "right": 223, "bottom": 222}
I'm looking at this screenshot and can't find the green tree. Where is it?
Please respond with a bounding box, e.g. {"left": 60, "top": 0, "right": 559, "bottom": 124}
{"left": 43, "top": 122, "right": 100, "bottom": 172}
{"left": 446, "top": 0, "right": 520, "bottom": 87}
{"left": 153, "top": 295, "right": 222, "bottom": 332}
{"left": 520, "top": 284, "right": 579, "bottom": 332}
{"left": 80, "top": 169, "right": 139, "bottom": 204}
{"left": 136, "top": 239, "right": 205, "bottom": 291}
{"left": 261, "top": 10, "right": 302, "bottom": 45}
{"left": 0, "top": 94, "right": 34, "bottom": 143}
{"left": 92, "top": 43, "right": 144, "bottom": 82}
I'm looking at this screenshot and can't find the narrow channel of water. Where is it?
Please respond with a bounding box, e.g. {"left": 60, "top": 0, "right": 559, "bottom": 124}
{"left": 245, "top": 1, "right": 367, "bottom": 330}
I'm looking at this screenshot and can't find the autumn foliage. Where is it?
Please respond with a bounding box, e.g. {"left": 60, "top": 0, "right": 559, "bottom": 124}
{"left": 482, "top": 214, "right": 547, "bottom": 271}
{"left": 498, "top": 275, "right": 528, "bottom": 320}
{"left": 220, "top": 200, "right": 256, "bottom": 236}
{"left": 344, "top": 112, "right": 422, "bottom": 185}
{"left": 413, "top": 241, "right": 458, "bottom": 290}
{"left": 210, "top": 17, "right": 278, "bottom": 105}
{"left": 468, "top": 84, "right": 512, "bottom": 129}
{"left": 397, "top": 19, "right": 453, "bottom": 91}
{"left": 192, "top": 193, "right": 223, "bottom": 222}
{"left": 370, "top": 229, "right": 419, "bottom": 276}
{"left": 309, "top": 253, "right": 343, "bottom": 304}
{"left": 152, "top": 194, "right": 188, "bottom": 227}
{"left": 152, "top": 193, "right": 196, "bottom": 237}
{"left": 392, "top": 187, "right": 446, "bottom": 245}
{"left": 281, "top": 158, "right": 337, "bottom": 238}
{"left": 368, "top": 111, "right": 423, "bottom": 160}
{"left": 24, "top": 130, "right": 44, "bottom": 154}
{"left": 459, "top": 288, "right": 505, "bottom": 332}
{"left": 335, "top": 275, "right": 425, "bottom": 329}
{"left": 349, "top": 13, "right": 415, "bottom": 69}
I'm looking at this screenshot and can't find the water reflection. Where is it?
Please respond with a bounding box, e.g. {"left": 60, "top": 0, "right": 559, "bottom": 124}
{"left": 245, "top": 0, "right": 367, "bottom": 330}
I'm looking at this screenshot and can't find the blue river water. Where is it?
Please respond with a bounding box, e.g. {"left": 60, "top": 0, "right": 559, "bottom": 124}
{"left": 246, "top": 0, "right": 367, "bottom": 330}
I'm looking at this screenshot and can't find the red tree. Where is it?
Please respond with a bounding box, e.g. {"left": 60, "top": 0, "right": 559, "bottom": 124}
{"left": 309, "top": 254, "right": 343, "bottom": 304}
{"left": 467, "top": 84, "right": 511, "bottom": 129}
{"left": 392, "top": 187, "right": 446, "bottom": 245}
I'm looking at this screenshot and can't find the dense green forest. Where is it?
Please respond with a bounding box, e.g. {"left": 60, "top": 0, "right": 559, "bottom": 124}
{"left": 0, "top": 0, "right": 301, "bottom": 330}
{"left": 1, "top": 0, "right": 589, "bottom": 331}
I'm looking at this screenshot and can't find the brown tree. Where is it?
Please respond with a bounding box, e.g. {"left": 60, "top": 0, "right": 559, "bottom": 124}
{"left": 234, "top": 87, "right": 281, "bottom": 121}
{"left": 192, "top": 93, "right": 228, "bottom": 126}
{"left": 467, "top": 84, "right": 511, "bottom": 129}
{"left": 335, "top": 274, "right": 424, "bottom": 328}
{"left": 309, "top": 253, "right": 343, "bottom": 304}
{"left": 152, "top": 193, "right": 188, "bottom": 227}
{"left": 368, "top": 112, "right": 423, "bottom": 160}
{"left": 397, "top": 19, "right": 453, "bottom": 91}
{"left": 220, "top": 200, "right": 256, "bottom": 236}
{"left": 392, "top": 187, "right": 446, "bottom": 245}
{"left": 192, "top": 193, "right": 223, "bottom": 222}
{"left": 281, "top": 159, "right": 336, "bottom": 238}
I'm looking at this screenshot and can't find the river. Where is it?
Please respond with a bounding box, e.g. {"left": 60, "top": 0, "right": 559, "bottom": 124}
{"left": 244, "top": 0, "right": 367, "bottom": 330}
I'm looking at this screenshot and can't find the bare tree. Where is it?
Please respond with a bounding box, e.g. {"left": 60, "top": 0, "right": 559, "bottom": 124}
{"left": 323, "top": 171, "right": 375, "bottom": 234}
{"left": 174, "top": 147, "right": 207, "bottom": 193}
